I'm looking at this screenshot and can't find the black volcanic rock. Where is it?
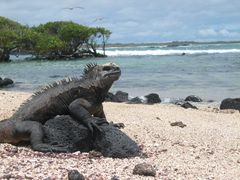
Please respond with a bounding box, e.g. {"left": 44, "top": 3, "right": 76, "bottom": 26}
{"left": 43, "top": 115, "right": 141, "bottom": 158}
{"left": 105, "top": 91, "right": 129, "bottom": 102}
{"left": 170, "top": 121, "right": 187, "bottom": 128}
{"left": 128, "top": 97, "right": 143, "bottom": 104}
{"left": 145, "top": 93, "right": 161, "bottom": 104}
{"left": 0, "top": 77, "right": 14, "bottom": 87}
{"left": 115, "top": 91, "right": 129, "bottom": 102}
{"left": 185, "top": 95, "right": 202, "bottom": 102}
{"left": 43, "top": 116, "right": 92, "bottom": 153}
{"left": 93, "top": 123, "right": 140, "bottom": 158}
{"left": 220, "top": 98, "right": 240, "bottom": 110}
{"left": 68, "top": 170, "right": 85, "bottom": 180}
{"left": 105, "top": 92, "right": 118, "bottom": 102}
{"left": 133, "top": 163, "right": 156, "bottom": 177}
{"left": 181, "top": 102, "right": 198, "bottom": 109}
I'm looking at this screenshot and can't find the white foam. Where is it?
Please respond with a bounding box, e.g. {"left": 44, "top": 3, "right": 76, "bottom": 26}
{"left": 98, "top": 49, "right": 240, "bottom": 57}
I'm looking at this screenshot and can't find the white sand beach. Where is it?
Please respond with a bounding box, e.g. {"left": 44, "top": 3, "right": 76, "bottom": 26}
{"left": 0, "top": 90, "right": 240, "bottom": 179}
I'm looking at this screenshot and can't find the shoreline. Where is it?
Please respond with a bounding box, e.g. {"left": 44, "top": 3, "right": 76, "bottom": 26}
{"left": 0, "top": 90, "right": 240, "bottom": 179}
{"left": 0, "top": 88, "right": 225, "bottom": 105}
{"left": 0, "top": 90, "right": 237, "bottom": 115}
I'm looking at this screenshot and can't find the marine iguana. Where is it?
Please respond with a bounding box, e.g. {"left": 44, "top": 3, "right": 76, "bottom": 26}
{"left": 0, "top": 62, "right": 121, "bottom": 152}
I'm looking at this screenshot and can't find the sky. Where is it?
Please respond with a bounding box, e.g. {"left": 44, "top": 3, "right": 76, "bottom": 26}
{"left": 1, "top": 0, "right": 240, "bottom": 43}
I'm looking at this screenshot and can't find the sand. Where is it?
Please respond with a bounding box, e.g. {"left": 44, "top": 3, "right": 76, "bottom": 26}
{"left": 0, "top": 90, "right": 240, "bottom": 179}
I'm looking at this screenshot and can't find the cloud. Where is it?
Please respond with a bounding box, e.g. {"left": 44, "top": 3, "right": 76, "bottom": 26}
{"left": 0, "top": 0, "right": 240, "bottom": 42}
{"left": 199, "top": 29, "right": 218, "bottom": 36}
{"left": 199, "top": 28, "right": 240, "bottom": 38}
{"left": 219, "top": 29, "right": 240, "bottom": 37}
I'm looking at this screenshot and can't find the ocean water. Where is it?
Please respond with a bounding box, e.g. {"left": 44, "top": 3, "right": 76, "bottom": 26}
{"left": 0, "top": 42, "right": 240, "bottom": 101}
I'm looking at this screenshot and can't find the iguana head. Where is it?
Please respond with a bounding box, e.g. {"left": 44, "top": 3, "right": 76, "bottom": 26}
{"left": 83, "top": 62, "right": 121, "bottom": 84}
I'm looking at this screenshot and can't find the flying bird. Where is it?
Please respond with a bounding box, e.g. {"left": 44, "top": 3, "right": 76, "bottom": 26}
{"left": 63, "top": 6, "right": 84, "bottom": 10}
{"left": 92, "top": 17, "right": 104, "bottom": 23}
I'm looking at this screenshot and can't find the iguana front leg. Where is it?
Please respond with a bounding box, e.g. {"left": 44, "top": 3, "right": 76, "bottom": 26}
{"left": 93, "top": 104, "right": 125, "bottom": 129}
{"left": 93, "top": 104, "right": 109, "bottom": 125}
{"left": 93, "top": 104, "right": 106, "bottom": 118}
{"left": 68, "top": 98, "right": 105, "bottom": 134}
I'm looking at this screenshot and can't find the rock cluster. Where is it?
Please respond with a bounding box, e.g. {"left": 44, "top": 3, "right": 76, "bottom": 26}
{"left": 105, "top": 91, "right": 129, "bottom": 102}
{"left": 106, "top": 91, "right": 161, "bottom": 104}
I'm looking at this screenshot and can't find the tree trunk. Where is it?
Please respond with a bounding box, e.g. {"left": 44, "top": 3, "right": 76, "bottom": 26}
{"left": 90, "top": 44, "right": 97, "bottom": 57}
{"left": 0, "top": 49, "right": 10, "bottom": 62}
{"left": 102, "top": 35, "right": 106, "bottom": 56}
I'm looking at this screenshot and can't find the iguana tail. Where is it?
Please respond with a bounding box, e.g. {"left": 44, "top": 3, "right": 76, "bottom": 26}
{"left": 0, "top": 119, "right": 21, "bottom": 144}
{"left": 0, "top": 119, "right": 69, "bottom": 152}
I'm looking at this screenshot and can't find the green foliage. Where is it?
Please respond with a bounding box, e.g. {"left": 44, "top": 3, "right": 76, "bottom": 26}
{"left": 35, "top": 21, "right": 90, "bottom": 54}
{"left": 58, "top": 22, "right": 89, "bottom": 42}
{"left": 0, "top": 16, "right": 112, "bottom": 61}
{"left": 0, "top": 16, "right": 37, "bottom": 52}
{"left": 35, "top": 34, "right": 65, "bottom": 55}
{"left": 18, "top": 28, "right": 38, "bottom": 51}
{"left": 0, "top": 16, "right": 26, "bottom": 51}
{"left": 35, "top": 21, "right": 89, "bottom": 41}
{"left": 0, "top": 17, "right": 26, "bottom": 61}
{"left": 0, "top": 16, "right": 23, "bottom": 30}
{"left": 0, "top": 29, "right": 19, "bottom": 49}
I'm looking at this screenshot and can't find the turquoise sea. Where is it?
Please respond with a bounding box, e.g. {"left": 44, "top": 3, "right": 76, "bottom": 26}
{"left": 0, "top": 42, "right": 240, "bottom": 101}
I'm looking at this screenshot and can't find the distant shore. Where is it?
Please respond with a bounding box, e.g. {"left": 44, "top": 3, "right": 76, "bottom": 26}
{"left": 106, "top": 40, "right": 240, "bottom": 48}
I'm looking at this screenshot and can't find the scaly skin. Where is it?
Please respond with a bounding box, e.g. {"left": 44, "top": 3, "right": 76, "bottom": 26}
{"left": 0, "top": 62, "right": 121, "bottom": 152}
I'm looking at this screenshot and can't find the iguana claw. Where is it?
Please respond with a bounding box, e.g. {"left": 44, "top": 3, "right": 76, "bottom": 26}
{"left": 83, "top": 117, "right": 108, "bottom": 137}
{"left": 85, "top": 118, "right": 101, "bottom": 132}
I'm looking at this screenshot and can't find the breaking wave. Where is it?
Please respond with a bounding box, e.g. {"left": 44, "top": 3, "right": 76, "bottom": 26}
{"left": 99, "top": 49, "right": 240, "bottom": 57}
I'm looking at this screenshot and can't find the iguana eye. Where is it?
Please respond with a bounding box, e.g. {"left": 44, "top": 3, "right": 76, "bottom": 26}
{"left": 103, "top": 66, "right": 111, "bottom": 71}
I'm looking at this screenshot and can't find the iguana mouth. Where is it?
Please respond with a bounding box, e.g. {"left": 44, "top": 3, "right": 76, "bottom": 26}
{"left": 104, "top": 70, "right": 121, "bottom": 77}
